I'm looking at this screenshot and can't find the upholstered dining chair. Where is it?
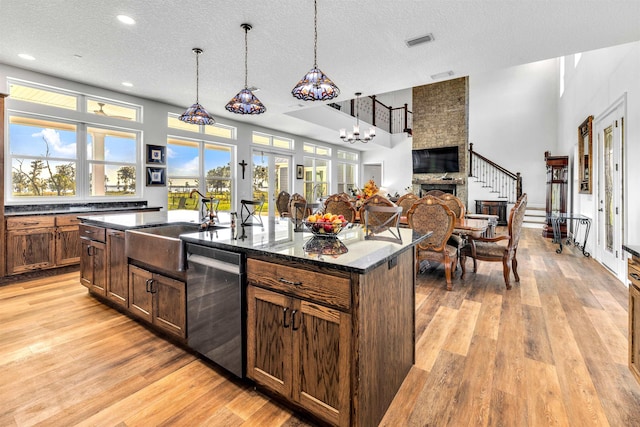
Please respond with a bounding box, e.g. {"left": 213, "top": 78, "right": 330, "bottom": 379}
{"left": 361, "top": 195, "right": 396, "bottom": 228}
{"left": 439, "top": 193, "right": 466, "bottom": 266}
{"left": 288, "top": 193, "right": 308, "bottom": 226}
{"left": 275, "top": 191, "right": 290, "bottom": 218}
{"left": 396, "top": 193, "right": 419, "bottom": 222}
{"left": 407, "top": 195, "right": 458, "bottom": 290}
{"left": 423, "top": 189, "right": 447, "bottom": 198}
{"left": 460, "top": 193, "right": 528, "bottom": 289}
{"left": 323, "top": 194, "right": 357, "bottom": 223}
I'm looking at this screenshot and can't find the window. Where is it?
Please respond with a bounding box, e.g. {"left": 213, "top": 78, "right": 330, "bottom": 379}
{"left": 8, "top": 80, "right": 78, "bottom": 110}
{"left": 9, "top": 116, "right": 78, "bottom": 197}
{"left": 252, "top": 131, "right": 293, "bottom": 150}
{"left": 8, "top": 114, "right": 141, "bottom": 200}
{"left": 167, "top": 137, "right": 234, "bottom": 211}
{"left": 87, "top": 98, "right": 140, "bottom": 122}
{"left": 337, "top": 149, "right": 359, "bottom": 194}
{"left": 168, "top": 113, "right": 236, "bottom": 139}
{"left": 87, "top": 126, "right": 138, "bottom": 196}
{"left": 303, "top": 142, "right": 332, "bottom": 200}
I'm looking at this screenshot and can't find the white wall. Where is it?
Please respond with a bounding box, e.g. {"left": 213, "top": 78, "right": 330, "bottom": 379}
{"left": 558, "top": 41, "right": 640, "bottom": 248}
{"left": 361, "top": 134, "right": 413, "bottom": 196}
{"left": 468, "top": 59, "right": 560, "bottom": 208}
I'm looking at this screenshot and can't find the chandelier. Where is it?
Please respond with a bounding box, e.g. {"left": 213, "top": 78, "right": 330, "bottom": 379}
{"left": 340, "top": 92, "right": 376, "bottom": 144}
{"left": 291, "top": 0, "right": 340, "bottom": 101}
{"left": 179, "top": 48, "right": 215, "bottom": 125}
{"left": 225, "top": 23, "right": 266, "bottom": 115}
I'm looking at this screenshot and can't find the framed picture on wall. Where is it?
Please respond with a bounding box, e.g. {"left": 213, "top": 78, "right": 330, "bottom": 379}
{"left": 296, "top": 164, "right": 304, "bottom": 180}
{"left": 146, "top": 167, "right": 166, "bottom": 186}
{"left": 146, "top": 144, "right": 166, "bottom": 164}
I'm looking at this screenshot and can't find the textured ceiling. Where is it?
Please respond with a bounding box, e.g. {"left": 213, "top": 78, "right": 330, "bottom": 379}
{"left": 1, "top": 0, "right": 639, "bottom": 146}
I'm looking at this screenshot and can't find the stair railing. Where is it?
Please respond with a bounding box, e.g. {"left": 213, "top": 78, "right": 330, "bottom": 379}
{"left": 469, "top": 143, "right": 522, "bottom": 203}
{"left": 329, "top": 96, "right": 412, "bottom": 135}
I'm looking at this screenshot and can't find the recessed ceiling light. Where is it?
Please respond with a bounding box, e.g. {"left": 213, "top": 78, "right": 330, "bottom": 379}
{"left": 18, "top": 53, "right": 35, "bottom": 61}
{"left": 431, "top": 70, "right": 454, "bottom": 80}
{"left": 117, "top": 15, "right": 136, "bottom": 25}
{"left": 122, "top": 82, "right": 134, "bottom": 87}
{"left": 405, "top": 33, "right": 434, "bottom": 48}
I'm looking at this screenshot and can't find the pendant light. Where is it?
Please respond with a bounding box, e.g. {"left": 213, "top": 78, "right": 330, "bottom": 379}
{"left": 340, "top": 92, "right": 376, "bottom": 143}
{"left": 226, "top": 23, "right": 266, "bottom": 115}
{"left": 291, "top": 0, "right": 340, "bottom": 101}
{"left": 179, "top": 48, "right": 215, "bottom": 125}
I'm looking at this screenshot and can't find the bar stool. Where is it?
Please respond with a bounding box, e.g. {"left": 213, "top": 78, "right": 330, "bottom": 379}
{"left": 240, "top": 199, "right": 265, "bottom": 226}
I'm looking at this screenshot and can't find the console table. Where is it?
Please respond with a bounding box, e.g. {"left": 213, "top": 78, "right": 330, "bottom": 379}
{"left": 551, "top": 213, "right": 591, "bottom": 257}
{"left": 475, "top": 200, "right": 507, "bottom": 225}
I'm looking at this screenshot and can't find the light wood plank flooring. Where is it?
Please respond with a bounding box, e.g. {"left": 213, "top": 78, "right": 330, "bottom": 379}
{"left": 1, "top": 228, "right": 639, "bottom": 426}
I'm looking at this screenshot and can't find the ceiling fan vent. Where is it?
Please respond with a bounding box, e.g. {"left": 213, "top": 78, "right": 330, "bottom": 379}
{"left": 405, "top": 33, "right": 434, "bottom": 48}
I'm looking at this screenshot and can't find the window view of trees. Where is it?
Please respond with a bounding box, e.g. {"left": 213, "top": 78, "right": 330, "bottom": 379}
{"left": 167, "top": 138, "right": 233, "bottom": 211}
{"left": 8, "top": 115, "right": 139, "bottom": 199}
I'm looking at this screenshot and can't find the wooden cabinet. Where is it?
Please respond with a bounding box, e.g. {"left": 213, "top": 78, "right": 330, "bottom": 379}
{"left": 543, "top": 152, "right": 568, "bottom": 238}
{"left": 79, "top": 224, "right": 107, "bottom": 295}
{"left": 628, "top": 257, "right": 640, "bottom": 384}
{"left": 5, "top": 214, "right": 81, "bottom": 275}
{"left": 475, "top": 200, "right": 508, "bottom": 225}
{"left": 128, "top": 264, "right": 186, "bottom": 339}
{"left": 106, "top": 229, "right": 128, "bottom": 308}
{"left": 6, "top": 216, "right": 56, "bottom": 274}
{"left": 247, "top": 259, "right": 351, "bottom": 427}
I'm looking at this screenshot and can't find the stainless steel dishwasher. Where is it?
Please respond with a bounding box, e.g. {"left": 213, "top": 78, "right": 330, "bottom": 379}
{"left": 186, "top": 243, "right": 245, "bottom": 378}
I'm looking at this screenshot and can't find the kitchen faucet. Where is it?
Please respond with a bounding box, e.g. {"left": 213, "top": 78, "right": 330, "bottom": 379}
{"left": 190, "top": 189, "right": 217, "bottom": 230}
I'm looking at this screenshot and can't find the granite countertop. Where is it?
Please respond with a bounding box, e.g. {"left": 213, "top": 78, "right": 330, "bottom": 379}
{"left": 623, "top": 244, "right": 640, "bottom": 258}
{"left": 5, "top": 202, "right": 161, "bottom": 216}
{"left": 80, "top": 210, "right": 427, "bottom": 274}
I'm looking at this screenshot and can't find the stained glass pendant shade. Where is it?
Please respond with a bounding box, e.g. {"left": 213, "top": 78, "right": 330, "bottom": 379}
{"left": 179, "top": 48, "right": 215, "bottom": 125}
{"left": 226, "top": 24, "right": 266, "bottom": 115}
{"left": 291, "top": 0, "right": 340, "bottom": 101}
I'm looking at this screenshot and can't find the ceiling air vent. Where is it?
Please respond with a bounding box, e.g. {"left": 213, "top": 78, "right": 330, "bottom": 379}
{"left": 405, "top": 33, "right": 434, "bottom": 48}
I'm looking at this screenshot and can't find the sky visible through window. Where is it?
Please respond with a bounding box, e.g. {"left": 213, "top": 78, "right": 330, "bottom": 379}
{"left": 167, "top": 141, "right": 231, "bottom": 177}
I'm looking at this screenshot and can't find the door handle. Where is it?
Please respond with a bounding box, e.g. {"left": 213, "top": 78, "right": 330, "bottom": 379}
{"left": 291, "top": 310, "right": 299, "bottom": 331}
{"left": 598, "top": 208, "right": 603, "bottom": 212}
{"left": 283, "top": 307, "right": 290, "bottom": 328}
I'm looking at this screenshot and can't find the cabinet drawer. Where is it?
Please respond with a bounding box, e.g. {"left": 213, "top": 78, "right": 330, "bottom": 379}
{"left": 56, "top": 214, "right": 81, "bottom": 226}
{"left": 247, "top": 259, "right": 350, "bottom": 310}
{"left": 7, "top": 216, "right": 55, "bottom": 230}
{"left": 79, "top": 224, "right": 106, "bottom": 243}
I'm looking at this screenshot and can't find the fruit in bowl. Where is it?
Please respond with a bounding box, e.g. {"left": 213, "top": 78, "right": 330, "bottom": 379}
{"left": 304, "top": 212, "right": 348, "bottom": 236}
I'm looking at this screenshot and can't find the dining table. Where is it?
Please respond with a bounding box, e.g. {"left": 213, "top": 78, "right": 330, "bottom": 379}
{"left": 453, "top": 217, "right": 489, "bottom": 238}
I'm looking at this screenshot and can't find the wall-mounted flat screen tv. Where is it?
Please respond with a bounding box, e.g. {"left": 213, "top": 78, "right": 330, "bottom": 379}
{"left": 412, "top": 146, "right": 460, "bottom": 174}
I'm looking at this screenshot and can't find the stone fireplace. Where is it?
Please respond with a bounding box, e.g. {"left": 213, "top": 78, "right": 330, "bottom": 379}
{"left": 411, "top": 77, "right": 468, "bottom": 204}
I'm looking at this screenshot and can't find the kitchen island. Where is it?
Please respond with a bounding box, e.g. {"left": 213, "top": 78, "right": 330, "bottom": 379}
{"left": 79, "top": 210, "right": 426, "bottom": 427}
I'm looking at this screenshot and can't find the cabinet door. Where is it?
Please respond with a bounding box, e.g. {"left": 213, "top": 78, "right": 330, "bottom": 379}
{"left": 152, "top": 273, "right": 186, "bottom": 339}
{"left": 89, "top": 240, "right": 107, "bottom": 296}
{"left": 106, "top": 230, "right": 128, "bottom": 308}
{"left": 56, "top": 225, "right": 81, "bottom": 266}
{"left": 247, "top": 285, "right": 293, "bottom": 397}
{"left": 6, "top": 227, "right": 55, "bottom": 274}
{"left": 293, "top": 300, "right": 351, "bottom": 426}
{"left": 128, "top": 265, "right": 153, "bottom": 323}
{"left": 80, "top": 239, "right": 93, "bottom": 288}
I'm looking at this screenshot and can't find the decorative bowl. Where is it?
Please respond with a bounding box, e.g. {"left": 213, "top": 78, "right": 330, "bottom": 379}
{"left": 303, "top": 219, "right": 348, "bottom": 237}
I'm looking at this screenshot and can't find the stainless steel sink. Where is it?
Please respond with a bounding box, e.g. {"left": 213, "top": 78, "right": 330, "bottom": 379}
{"left": 125, "top": 224, "right": 203, "bottom": 272}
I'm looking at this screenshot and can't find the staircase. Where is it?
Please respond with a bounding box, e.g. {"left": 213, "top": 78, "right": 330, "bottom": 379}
{"left": 468, "top": 144, "right": 542, "bottom": 228}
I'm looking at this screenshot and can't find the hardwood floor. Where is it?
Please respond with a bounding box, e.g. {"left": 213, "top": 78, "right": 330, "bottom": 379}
{"left": 1, "top": 228, "right": 639, "bottom": 426}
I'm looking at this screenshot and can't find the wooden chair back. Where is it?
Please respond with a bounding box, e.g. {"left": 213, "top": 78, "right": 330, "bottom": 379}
{"left": 275, "top": 191, "right": 290, "bottom": 217}
{"left": 408, "top": 195, "right": 455, "bottom": 252}
{"left": 440, "top": 193, "right": 465, "bottom": 218}
{"left": 396, "top": 193, "right": 419, "bottom": 217}
{"left": 323, "top": 194, "right": 356, "bottom": 223}
{"left": 288, "top": 193, "right": 307, "bottom": 221}
{"left": 423, "top": 189, "right": 446, "bottom": 198}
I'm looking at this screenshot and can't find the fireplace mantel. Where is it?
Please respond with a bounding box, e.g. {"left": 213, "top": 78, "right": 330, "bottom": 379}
{"left": 412, "top": 178, "right": 465, "bottom": 185}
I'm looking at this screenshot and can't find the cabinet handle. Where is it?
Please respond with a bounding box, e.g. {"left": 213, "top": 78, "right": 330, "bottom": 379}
{"left": 291, "top": 310, "right": 299, "bottom": 331}
{"left": 279, "top": 278, "right": 302, "bottom": 286}
{"left": 283, "top": 307, "right": 290, "bottom": 328}
{"left": 87, "top": 246, "right": 93, "bottom": 256}
{"left": 631, "top": 273, "right": 640, "bottom": 281}
{"left": 145, "top": 278, "right": 152, "bottom": 293}
{"left": 149, "top": 279, "right": 157, "bottom": 294}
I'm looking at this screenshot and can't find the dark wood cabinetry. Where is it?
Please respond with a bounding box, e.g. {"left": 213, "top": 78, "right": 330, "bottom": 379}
{"left": 246, "top": 252, "right": 414, "bottom": 427}
{"left": 128, "top": 264, "right": 186, "bottom": 339}
{"left": 106, "top": 229, "right": 128, "bottom": 308}
{"left": 629, "top": 257, "right": 640, "bottom": 384}
{"left": 79, "top": 224, "right": 107, "bottom": 295}
{"left": 543, "top": 152, "right": 569, "bottom": 238}
{"left": 475, "top": 200, "right": 508, "bottom": 225}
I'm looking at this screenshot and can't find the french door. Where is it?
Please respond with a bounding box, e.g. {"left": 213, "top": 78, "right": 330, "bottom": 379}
{"left": 595, "top": 97, "right": 625, "bottom": 278}
{"left": 251, "top": 150, "right": 292, "bottom": 218}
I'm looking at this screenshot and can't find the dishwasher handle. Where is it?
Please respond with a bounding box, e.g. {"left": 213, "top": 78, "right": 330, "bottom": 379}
{"left": 187, "top": 253, "right": 241, "bottom": 275}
